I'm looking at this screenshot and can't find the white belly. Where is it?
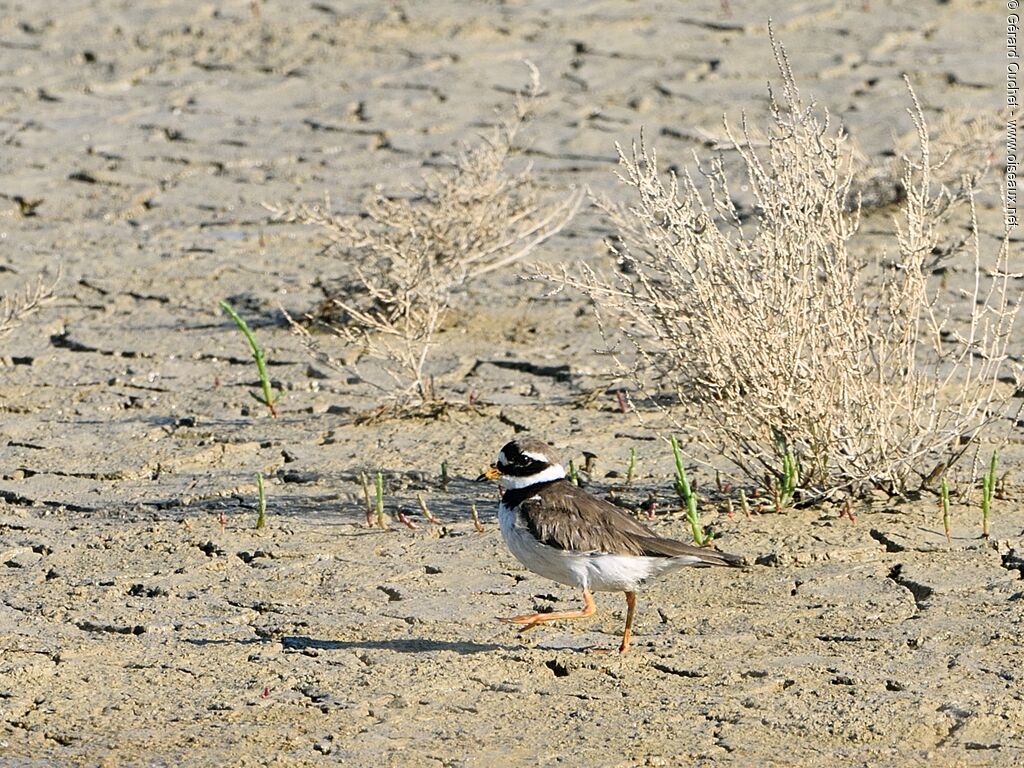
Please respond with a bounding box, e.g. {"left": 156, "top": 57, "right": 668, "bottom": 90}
{"left": 498, "top": 501, "right": 688, "bottom": 592}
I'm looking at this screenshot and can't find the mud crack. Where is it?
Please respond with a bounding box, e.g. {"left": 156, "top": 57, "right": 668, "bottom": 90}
{"left": 869, "top": 529, "right": 905, "bottom": 553}
{"left": 76, "top": 620, "right": 146, "bottom": 636}
{"left": 887, "top": 564, "right": 933, "bottom": 610}
{"left": 650, "top": 662, "right": 707, "bottom": 678}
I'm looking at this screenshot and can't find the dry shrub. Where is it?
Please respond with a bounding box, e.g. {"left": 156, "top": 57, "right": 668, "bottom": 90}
{"left": 272, "top": 66, "right": 582, "bottom": 406}
{"left": 546, "top": 31, "right": 1020, "bottom": 497}
{"left": 852, "top": 107, "right": 1004, "bottom": 212}
{"left": 1, "top": 274, "right": 56, "bottom": 340}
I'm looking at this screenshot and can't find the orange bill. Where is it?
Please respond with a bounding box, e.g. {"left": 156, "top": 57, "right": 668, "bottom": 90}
{"left": 476, "top": 466, "right": 502, "bottom": 482}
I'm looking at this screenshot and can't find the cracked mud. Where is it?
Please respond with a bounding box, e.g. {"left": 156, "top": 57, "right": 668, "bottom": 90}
{"left": 1, "top": 1, "right": 1022, "bottom": 766}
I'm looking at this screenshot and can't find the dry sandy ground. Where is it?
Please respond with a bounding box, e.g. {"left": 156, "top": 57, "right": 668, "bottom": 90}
{"left": 1, "top": 1, "right": 1022, "bottom": 766}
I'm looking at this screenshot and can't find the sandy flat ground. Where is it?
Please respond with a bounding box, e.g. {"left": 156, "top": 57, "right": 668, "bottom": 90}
{"left": 1, "top": 1, "right": 1022, "bottom": 766}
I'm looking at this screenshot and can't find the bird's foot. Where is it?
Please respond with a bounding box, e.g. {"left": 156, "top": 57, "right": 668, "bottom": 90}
{"left": 497, "top": 612, "right": 549, "bottom": 634}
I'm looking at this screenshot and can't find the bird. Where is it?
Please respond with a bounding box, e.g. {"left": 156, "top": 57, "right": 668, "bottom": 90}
{"left": 478, "top": 437, "right": 744, "bottom": 653}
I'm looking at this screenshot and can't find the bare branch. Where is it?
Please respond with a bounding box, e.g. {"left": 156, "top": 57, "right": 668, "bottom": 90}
{"left": 1, "top": 272, "right": 58, "bottom": 339}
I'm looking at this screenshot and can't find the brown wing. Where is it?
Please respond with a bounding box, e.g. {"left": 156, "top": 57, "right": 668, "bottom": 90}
{"left": 517, "top": 480, "right": 742, "bottom": 566}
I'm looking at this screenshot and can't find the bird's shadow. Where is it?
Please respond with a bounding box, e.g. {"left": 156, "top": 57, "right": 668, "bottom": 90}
{"left": 281, "top": 635, "right": 508, "bottom": 655}
{"left": 185, "top": 634, "right": 597, "bottom": 655}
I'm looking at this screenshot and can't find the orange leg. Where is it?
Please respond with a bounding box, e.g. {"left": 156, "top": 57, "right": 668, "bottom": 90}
{"left": 619, "top": 591, "right": 637, "bottom": 653}
{"left": 499, "top": 588, "right": 597, "bottom": 633}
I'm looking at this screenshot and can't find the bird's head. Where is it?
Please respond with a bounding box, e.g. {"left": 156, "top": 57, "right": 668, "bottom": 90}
{"left": 477, "top": 438, "right": 566, "bottom": 490}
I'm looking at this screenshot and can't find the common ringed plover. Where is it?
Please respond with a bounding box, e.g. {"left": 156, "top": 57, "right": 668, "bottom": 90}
{"left": 479, "top": 437, "right": 743, "bottom": 653}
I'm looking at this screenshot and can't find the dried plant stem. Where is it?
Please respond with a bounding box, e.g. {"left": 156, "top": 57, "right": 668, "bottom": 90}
{"left": 739, "top": 489, "right": 752, "bottom": 520}
{"left": 417, "top": 493, "right": 442, "bottom": 525}
{"left": 470, "top": 504, "right": 485, "bottom": 533}
{"left": 374, "top": 472, "right": 388, "bottom": 530}
{"left": 941, "top": 477, "right": 952, "bottom": 545}
{"left": 841, "top": 498, "right": 858, "bottom": 525}
{"left": 359, "top": 472, "right": 373, "bottom": 526}
{"left": 397, "top": 510, "right": 419, "bottom": 530}
{"left": 1, "top": 272, "right": 57, "bottom": 339}
{"left": 255, "top": 473, "right": 266, "bottom": 530}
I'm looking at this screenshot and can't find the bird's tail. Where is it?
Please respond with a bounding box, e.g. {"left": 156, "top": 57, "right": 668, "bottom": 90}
{"left": 713, "top": 549, "right": 746, "bottom": 567}
{"left": 635, "top": 535, "right": 746, "bottom": 566}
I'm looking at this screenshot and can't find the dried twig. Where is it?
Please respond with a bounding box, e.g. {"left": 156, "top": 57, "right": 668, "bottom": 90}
{"left": 0, "top": 272, "right": 58, "bottom": 339}
{"left": 940, "top": 478, "right": 951, "bottom": 544}
{"left": 255, "top": 473, "right": 267, "bottom": 530}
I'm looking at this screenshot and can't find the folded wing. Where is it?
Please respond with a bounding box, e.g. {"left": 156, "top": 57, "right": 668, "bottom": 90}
{"left": 517, "top": 480, "right": 743, "bottom": 566}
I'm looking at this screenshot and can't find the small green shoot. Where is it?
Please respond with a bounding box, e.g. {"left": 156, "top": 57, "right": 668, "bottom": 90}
{"left": 255, "top": 472, "right": 267, "bottom": 529}
{"left": 981, "top": 449, "right": 998, "bottom": 538}
{"left": 219, "top": 299, "right": 280, "bottom": 417}
{"left": 568, "top": 459, "right": 579, "bottom": 486}
{"left": 374, "top": 472, "right": 388, "bottom": 530}
{"left": 626, "top": 448, "right": 636, "bottom": 485}
{"left": 671, "top": 435, "right": 706, "bottom": 546}
{"left": 779, "top": 450, "right": 798, "bottom": 508}
{"left": 940, "top": 477, "right": 951, "bottom": 545}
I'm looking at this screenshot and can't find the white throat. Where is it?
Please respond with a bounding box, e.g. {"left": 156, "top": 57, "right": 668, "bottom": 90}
{"left": 500, "top": 463, "right": 565, "bottom": 490}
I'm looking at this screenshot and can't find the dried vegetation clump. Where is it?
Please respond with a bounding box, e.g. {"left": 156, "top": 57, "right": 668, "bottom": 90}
{"left": 851, "top": 107, "right": 1004, "bottom": 212}
{"left": 273, "top": 67, "right": 582, "bottom": 406}
{"left": 0, "top": 274, "right": 56, "bottom": 341}
{"left": 546, "top": 31, "right": 1020, "bottom": 497}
